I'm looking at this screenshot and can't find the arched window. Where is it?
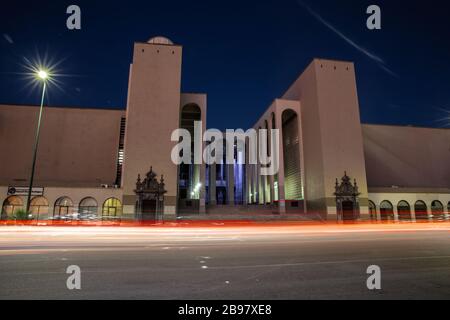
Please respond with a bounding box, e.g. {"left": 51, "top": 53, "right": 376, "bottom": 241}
{"left": 368, "top": 200, "right": 377, "bottom": 221}
{"left": 414, "top": 200, "right": 428, "bottom": 220}
{"left": 262, "top": 120, "right": 271, "bottom": 205}
{"left": 1, "top": 196, "right": 24, "bottom": 220}
{"left": 271, "top": 112, "right": 278, "bottom": 202}
{"left": 79, "top": 197, "right": 98, "bottom": 218}
{"left": 265, "top": 120, "right": 270, "bottom": 157}
{"left": 271, "top": 112, "right": 276, "bottom": 130}
{"left": 179, "top": 103, "right": 201, "bottom": 202}
{"left": 54, "top": 197, "right": 74, "bottom": 217}
{"left": 447, "top": 201, "right": 450, "bottom": 221}
{"left": 281, "top": 109, "right": 302, "bottom": 201}
{"left": 431, "top": 200, "right": 444, "bottom": 221}
{"left": 30, "top": 196, "right": 49, "bottom": 220}
{"left": 397, "top": 201, "right": 411, "bottom": 221}
{"left": 379, "top": 200, "right": 394, "bottom": 221}
{"left": 102, "top": 198, "right": 122, "bottom": 220}
{"left": 257, "top": 126, "right": 263, "bottom": 205}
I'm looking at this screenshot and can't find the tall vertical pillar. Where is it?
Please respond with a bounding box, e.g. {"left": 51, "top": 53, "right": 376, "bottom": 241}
{"left": 199, "top": 163, "right": 206, "bottom": 213}
{"left": 249, "top": 164, "right": 254, "bottom": 204}
{"left": 275, "top": 110, "right": 286, "bottom": 214}
{"left": 256, "top": 166, "right": 261, "bottom": 204}
{"left": 256, "top": 131, "right": 261, "bottom": 205}
{"left": 269, "top": 120, "right": 275, "bottom": 205}
{"left": 253, "top": 165, "right": 258, "bottom": 204}
{"left": 269, "top": 175, "right": 275, "bottom": 205}
{"left": 255, "top": 164, "right": 261, "bottom": 204}
{"left": 244, "top": 146, "right": 249, "bottom": 205}
{"left": 209, "top": 163, "right": 216, "bottom": 205}
{"left": 227, "top": 164, "right": 235, "bottom": 205}
{"left": 263, "top": 176, "right": 267, "bottom": 204}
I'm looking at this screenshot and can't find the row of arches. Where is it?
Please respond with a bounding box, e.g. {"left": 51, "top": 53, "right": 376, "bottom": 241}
{"left": 248, "top": 107, "right": 303, "bottom": 208}
{"left": 369, "top": 200, "right": 449, "bottom": 221}
{"left": 1, "top": 196, "right": 122, "bottom": 220}
{"left": 179, "top": 103, "right": 202, "bottom": 203}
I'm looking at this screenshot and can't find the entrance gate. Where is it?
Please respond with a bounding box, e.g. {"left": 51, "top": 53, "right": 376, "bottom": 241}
{"left": 334, "top": 172, "right": 361, "bottom": 221}
{"left": 135, "top": 166, "right": 167, "bottom": 223}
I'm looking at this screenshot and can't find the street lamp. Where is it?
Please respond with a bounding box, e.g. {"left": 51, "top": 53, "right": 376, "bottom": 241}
{"left": 25, "top": 69, "right": 49, "bottom": 217}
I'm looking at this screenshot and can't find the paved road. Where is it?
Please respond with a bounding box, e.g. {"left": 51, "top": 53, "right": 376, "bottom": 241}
{"left": 0, "top": 223, "right": 449, "bottom": 299}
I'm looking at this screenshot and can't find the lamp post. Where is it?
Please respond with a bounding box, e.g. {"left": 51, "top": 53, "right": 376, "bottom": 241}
{"left": 25, "top": 70, "right": 48, "bottom": 217}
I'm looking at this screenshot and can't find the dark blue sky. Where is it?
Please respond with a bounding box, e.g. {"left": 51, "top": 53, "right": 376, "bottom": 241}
{"left": 1, "top": 0, "right": 449, "bottom": 130}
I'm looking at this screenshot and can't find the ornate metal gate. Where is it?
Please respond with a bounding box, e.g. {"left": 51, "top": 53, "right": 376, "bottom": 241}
{"left": 334, "top": 172, "right": 361, "bottom": 221}
{"left": 134, "top": 166, "right": 167, "bottom": 223}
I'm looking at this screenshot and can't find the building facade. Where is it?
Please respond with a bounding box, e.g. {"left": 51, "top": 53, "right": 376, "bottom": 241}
{"left": 1, "top": 37, "right": 449, "bottom": 222}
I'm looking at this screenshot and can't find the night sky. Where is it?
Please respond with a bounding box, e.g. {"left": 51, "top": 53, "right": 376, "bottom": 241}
{"left": 1, "top": 0, "right": 449, "bottom": 130}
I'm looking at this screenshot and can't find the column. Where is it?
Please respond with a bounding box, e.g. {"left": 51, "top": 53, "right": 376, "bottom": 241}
{"left": 444, "top": 202, "right": 449, "bottom": 220}
{"left": 393, "top": 205, "right": 399, "bottom": 222}
{"left": 275, "top": 111, "right": 286, "bottom": 214}
{"left": 410, "top": 206, "right": 417, "bottom": 222}
{"left": 269, "top": 174, "right": 275, "bottom": 205}
{"left": 209, "top": 163, "right": 216, "bottom": 206}
{"left": 244, "top": 148, "right": 249, "bottom": 205}
{"left": 375, "top": 205, "right": 381, "bottom": 221}
{"left": 261, "top": 175, "right": 266, "bottom": 204}
{"left": 227, "top": 164, "right": 234, "bottom": 205}
{"left": 427, "top": 203, "right": 433, "bottom": 221}
{"left": 250, "top": 164, "right": 255, "bottom": 204}
{"left": 199, "top": 163, "right": 206, "bottom": 213}
{"left": 268, "top": 120, "right": 275, "bottom": 206}
{"left": 252, "top": 165, "right": 257, "bottom": 204}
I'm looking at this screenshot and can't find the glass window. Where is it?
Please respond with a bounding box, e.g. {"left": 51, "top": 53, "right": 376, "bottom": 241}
{"left": 1, "top": 196, "right": 24, "bottom": 220}
{"left": 368, "top": 200, "right": 376, "bottom": 220}
{"left": 102, "top": 198, "right": 122, "bottom": 220}
{"left": 30, "top": 196, "right": 49, "bottom": 220}
{"left": 379, "top": 200, "right": 394, "bottom": 221}
{"left": 414, "top": 201, "right": 428, "bottom": 220}
{"left": 431, "top": 200, "right": 444, "bottom": 221}
{"left": 54, "top": 197, "right": 74, "bottom": 217}
{"left": 397, "top": 200, "right": 411, "bottom": 221}
{"left": 78, "top": 197, "right": 98, "bottom": 218}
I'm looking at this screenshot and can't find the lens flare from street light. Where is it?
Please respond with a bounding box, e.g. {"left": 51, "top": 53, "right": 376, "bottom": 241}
{"left": 37, "top": 70, "right": 49, "bottom": 80}
{"left": 435, "top": 108, "right": 450, "bottom": 128}
{"left": 19, "top": 51, "right": 66, "bottom": 96}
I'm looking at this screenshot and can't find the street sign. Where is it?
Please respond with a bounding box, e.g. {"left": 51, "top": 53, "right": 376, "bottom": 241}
{"left": 7, "top": 186, "right": 44, "bottom": 196}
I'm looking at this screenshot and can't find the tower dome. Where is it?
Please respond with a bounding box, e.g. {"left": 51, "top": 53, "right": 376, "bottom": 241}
{"left": 147, "top": 36, "right": 174, "bottom": 45}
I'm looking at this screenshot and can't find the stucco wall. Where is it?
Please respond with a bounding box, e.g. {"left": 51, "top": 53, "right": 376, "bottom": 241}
{"left": 248, "top": 99, "right": 304, "bottom": 212}
{"left": 368, "top": 192, "right": 450, "bottom": 221}
{"left": 0, "top": 104, "right": 124, "bottom": 188}
{"left": 283, "top": 59, "right": 369, "bottom": 216}
{"left": 180, "top": 93, "right": 208, "bottom": 212}
{"left": 0, "top": 185, "right": 123, "bottom": 220}
{"left": 121, "top": 41, "right": 182, "bottom": 216}
{"left": 363, "top": 124, "right": 450, "bottom": 189}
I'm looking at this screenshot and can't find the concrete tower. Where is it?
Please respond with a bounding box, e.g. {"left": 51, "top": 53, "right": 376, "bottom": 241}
{"left": 121, "top": 37, "right": 182, "bottom": 218}
{"left": 283, "top": 59, "right": 369, "bottom": 219}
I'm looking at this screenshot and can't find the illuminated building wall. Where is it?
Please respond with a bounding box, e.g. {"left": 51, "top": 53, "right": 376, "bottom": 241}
{"left": 1, "top": 39, "right": 449, "bottom": 222}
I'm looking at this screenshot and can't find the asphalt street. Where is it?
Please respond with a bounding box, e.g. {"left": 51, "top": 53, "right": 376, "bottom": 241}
{"left": 0, "top": 223, "right": 449, "bottom": 299}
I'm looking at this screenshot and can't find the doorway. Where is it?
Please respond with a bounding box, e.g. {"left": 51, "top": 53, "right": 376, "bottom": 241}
{"left": 342, "top": 200, "right": 355, "bottom": 221}
{"left": 142, "top": 199, "right": 157, "bottom": 221}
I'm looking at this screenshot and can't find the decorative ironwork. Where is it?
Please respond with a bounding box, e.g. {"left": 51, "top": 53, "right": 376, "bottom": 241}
{"left": 334, "top": 172, "right": 361, "bottom": 221}
{"left": 134, "top": 166, "right": 167, "bottom": 222}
